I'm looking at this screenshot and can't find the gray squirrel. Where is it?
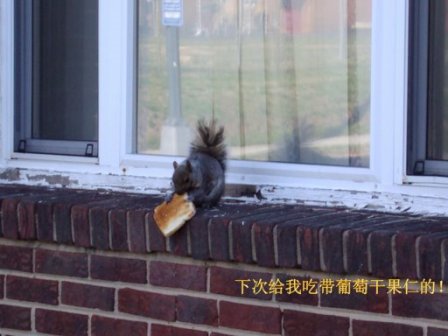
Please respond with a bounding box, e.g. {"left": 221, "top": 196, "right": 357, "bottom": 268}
{"left": 169, "top": 119, "right": 226, "bottom": 208}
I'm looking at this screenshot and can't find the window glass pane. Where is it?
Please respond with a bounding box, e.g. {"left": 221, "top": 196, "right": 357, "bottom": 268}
{"left": 32, "top": 0, "right": 98, "bottom": 142}
{"left": 137, "top": 0, "right": 371, "bottom": 167}
{"left": 427, "top": 0, "right": 448, "bottom": 161}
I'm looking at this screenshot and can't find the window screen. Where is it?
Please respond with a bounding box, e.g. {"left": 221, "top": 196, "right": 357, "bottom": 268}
{"left": 15, "top": 0, "right": 98, "bottom": 157}
{"left": 408, "top": 0, "right": 448, "bottom": 176}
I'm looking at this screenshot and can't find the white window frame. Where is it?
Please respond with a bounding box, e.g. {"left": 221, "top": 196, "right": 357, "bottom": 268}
{"left": 1, "top": 0, "right": 448, "bottom": 213}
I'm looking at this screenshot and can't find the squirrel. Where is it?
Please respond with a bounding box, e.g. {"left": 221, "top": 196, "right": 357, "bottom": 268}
{"left": 169, "top": 119, "right": 226, "bottom": 208}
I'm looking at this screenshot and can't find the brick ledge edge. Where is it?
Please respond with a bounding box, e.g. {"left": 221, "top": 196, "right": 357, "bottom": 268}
{"left": 0, "top": 184, "right": 447, "bottom": 282}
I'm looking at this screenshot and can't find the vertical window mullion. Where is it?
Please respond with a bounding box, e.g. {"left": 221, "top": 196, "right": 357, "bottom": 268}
{"left": 369, "top": 0, "right": 408, "bottom": 185}
{"left": 98, "top": 0, "right": 132, "bottom": 168}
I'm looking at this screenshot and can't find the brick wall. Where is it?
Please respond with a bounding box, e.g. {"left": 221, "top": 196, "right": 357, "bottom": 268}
{"left": 0, "top": 185, "right": 447, "bottom": 336}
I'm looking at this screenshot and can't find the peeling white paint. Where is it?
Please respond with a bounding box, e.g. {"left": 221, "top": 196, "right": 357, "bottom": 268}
{"left": 1, "top": 167, "right": 448, "bottom": 217}
{"left": 253, "top": 185, "right": 448, "bottom": 217}
{"left": 0, "top": 167, "right": 169, "bottom": 195}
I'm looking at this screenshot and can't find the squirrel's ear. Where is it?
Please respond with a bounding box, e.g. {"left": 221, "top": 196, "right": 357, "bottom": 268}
{"left": 186, "top": 160, "right": 192, "bottom": 172}
{"left": 173, "top": 161, "right": 178, "bottom": 169}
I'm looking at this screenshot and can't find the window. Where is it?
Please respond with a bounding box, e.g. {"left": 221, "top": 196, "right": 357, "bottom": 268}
{"left": 136, "top": 0, "right": 372, "bottom": 167}
{"left": 14, "top": 0, "right": 99, "bottom": 157}
{"left": 2, "top": 0, "right": 447, "bottom": 213}
{"left": 408, "top": 0, "right": 448, "bottom": 176}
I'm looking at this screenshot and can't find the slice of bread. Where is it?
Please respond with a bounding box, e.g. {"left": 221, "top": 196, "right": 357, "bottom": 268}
{"left": 153, "top": 193, "right": 196, "bottom": 237}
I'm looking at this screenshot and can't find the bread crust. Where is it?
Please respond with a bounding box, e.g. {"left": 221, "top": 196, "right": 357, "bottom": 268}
{"left": 153, "top": 193, "right": 196, "bottom": 237}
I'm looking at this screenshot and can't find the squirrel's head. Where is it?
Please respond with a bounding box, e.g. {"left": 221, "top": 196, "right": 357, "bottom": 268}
{"left": 172, "top": 160, "right": 194, "bottom": 194}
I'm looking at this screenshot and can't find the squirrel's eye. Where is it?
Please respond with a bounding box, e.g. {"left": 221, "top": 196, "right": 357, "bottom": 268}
{"left": 184, "top": 177, "right": 189, "bottom": 183}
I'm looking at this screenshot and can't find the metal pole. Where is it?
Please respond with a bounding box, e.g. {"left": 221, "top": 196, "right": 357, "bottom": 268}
{"left": 165, "top": 26, "right": 183, "bottom": 125}
{"left": 339, "top": 0, "right": 348, "bottom": 60}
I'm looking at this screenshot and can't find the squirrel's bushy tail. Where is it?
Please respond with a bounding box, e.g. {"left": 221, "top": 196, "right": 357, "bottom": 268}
{"left": 191, "top": 119, "right": 226, "bottom": 170}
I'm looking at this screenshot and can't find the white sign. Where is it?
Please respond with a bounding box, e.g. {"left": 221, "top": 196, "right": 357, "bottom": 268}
{"left": 162, "top": 0, "right": 183, "bottom": 27}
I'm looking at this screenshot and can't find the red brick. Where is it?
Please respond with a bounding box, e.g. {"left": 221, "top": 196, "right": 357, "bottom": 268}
{"left": 254, "top": 208, "right": 313, "bottom": 268}
{"left": 228, "top": 205, "right": 281, "bottom": 263}
{"left": 109, "top": 208, "right": 128, "bottom": 251}
{"left": 53, "top": 193, "right": 117, "bottom": 245}
{"left": 393, "top": 292, "right": 448, "bottom": 321}
{"left": 209, "top": 266, "right": 272, "bottom": 300}
{"left": 90, "top": 207, "right": 110, "bottom": 250}
{"left": 320, "top": 284, "right": 388, "bottom": 313}
{"left": 209, "top": 216, "right": 231, "bottom": 261}
{"left": 146, "top": 212, "right": 167, "bottom": 252}
{"left": 370, "top": 230, "right": 398, "bottom": 278}
{"left": 394, "top": 231, "right": 421, "bottom": 279}
{"left": 91, "top": 255, "right": 147, "bottom": 283}
{"left": 219, "top": 301, "right": 281, "bottom": 334}
{"left": 176, "top": 295, "right": 218, "bottom": 326}
{"left": 189, "top": 214, "right": 211, "bottom": 260}
{"left": 6, "top": 276, "right": 58, "bottom": 305}
{"left": 352, "top": 320, "right": 423, "bottom": 336}
{"left": 276, "top": 222, "right": 300, "bottom": 268}
{"left": 418, "top": 232, "right": 448, "bottom": 280}
{"left": 343, "top": 216, "right": 406, "bottom": 275}
{"left": 429, "top": 328, "right": 448, "bottom": 336}
{"left": 394, "top": 219, "right": 444, "bottom": 279}
{"left": 71, "top": 204, "right": 91, "bottom": 247}
{"left": 343, "top": 228, "right": 369, "bottom": 274}
{"left": 62, "top": 282, "right": 114, "bottom": 311}
{"left": 36, "top": 202, "right": 54, "bottom": 242}
{"left": 88, "top": 196, "right": 143, "bottom": 251}
{"left": 0, "top": 245, "right": 32, "bottom": 272}
{"left": 35, "top": 191, "right": 96, "bottom": 243}
{"left": 283, "top": 310, "right": 349, "bottom": 336}
{"left": 151, "top": 324, "right": 208, "bottom": 336}
{"left": 91, "top": 315, "right": 147, "bottom": 336}
{"left": 0, "top": 304, "right": 31, "bottom": 331}
{"left": 150, "top": 261, "right": 206, "bottom": 291}
{"left": 168, "top": 223, "right": 189, "bottom": 256}
{"left": 321, "top": 214, "right": 386, "bottom": 273}
{"left": 229, "top": 206, "right": 288, "bottom": 265}
{"left": 194, "top": 204, "right": 249, "bottom": 262}
{"left": 231, "top": 217, "right": 256, "bottom": 264}
{"left": 277, "top": 208, "right": 332, "bottom": 268}
{"left": 35, "top": 309, "right": 88, "bottom": 336}
{"left": 35, "top": 248, "right": 88, "bottom": 278}
{"left": 118, "top": 288, "right": 175, "bottom": 321}
{"left": 275, "top": 274, "right": 318, "bottom": 306}
{"left": 377, "top": 222, "right": 428, "bottom": 279}
{"left": 2, "top": 198, "right": 19, "bottom": 239}
{"left": 210, "top": 333, "right": 233, "bottom": 336}
{"left": 300, "top": 212, "right": 366, "bottom": 272}
{"left": 54, "top": 203, "right": 74, "bottom": 244}
{"left": 253, "top": 221, "right": 277, "bottom": 267}
{"left": 128, "top": 209, "right": 147, "bottom": 253}
{"left": 17, "top": 200, "right": 36, "bottom": 240}
{"left": 298, "top": 225, "right": 320, "bottom": 271}
{"left": 0, "top": 275, "right": 3, "bottom": 299}
{"left": 442, "top": 239, "right": 448, "bottom": 281}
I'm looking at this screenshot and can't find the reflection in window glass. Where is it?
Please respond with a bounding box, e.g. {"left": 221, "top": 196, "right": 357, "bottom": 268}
{"left": 137, "top": 0, "right": 371, "bottom": 167}
{"left": 427, "top": 0, "right": 448, "bottom": 161}
{"left": 33, "top": 0, "right": 98, "bottom": 142}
